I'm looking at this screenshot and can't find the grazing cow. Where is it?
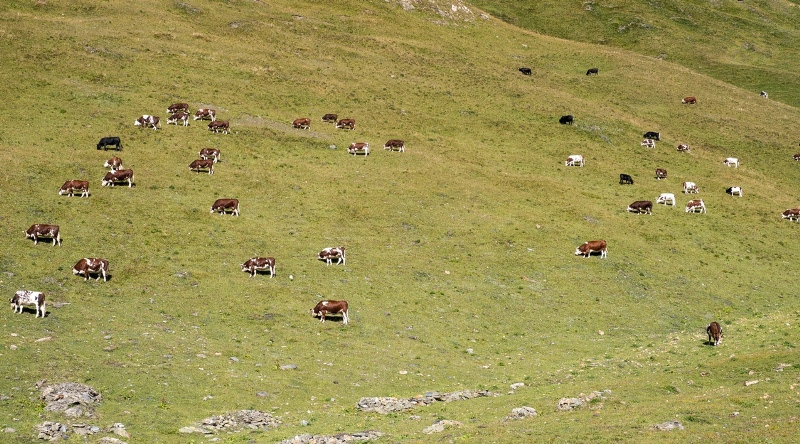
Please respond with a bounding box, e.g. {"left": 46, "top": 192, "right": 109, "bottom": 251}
{"left": 677, "top": 144, "right": 690, "bottom": 152}
{"left": 189, "top": 159, "right": 214, "bottom": 174}
{"left": 575, "top": 240, "right": 607, "bottom": 259}
{"left": 58, "top": 180, "right": 89, "bottom": 198}
{"left": 72, "top": 258, "right": 108, "bottom": 282}
{"left": 348, "top": 142, "right": 370, "bottom": 156}
{"left": 167, "top": 112, "right": 189, "bottom": 126}
{"left": 322, "top": 113, "right": 338, "bottom": 123}
{"left": 23, "top": 224, "right": 61, "bottom": 246}
{"left": 199, "top": 148, "right": 221, "bottom": 163}
{"left": 793, "top": 153, "right": 800, "bottom": 161}
{"left": 96, "top": 136, "right": 122, "bottom": 151}
{"left": 241, "top": 257, "right": 276, "bottom": 278}
{"left": 318, "top": 247, "right": 346, "bottom": 265}
{"left": 167, "top": 103, "right": 189, "bottom": 114}
{"left": 656, "top": 193, "right": 676, "bottom": 206}
{"left": 586, "top": 67, "right": 599, "bottom": 76}
{"left": 104, "top": 157, "right": 122, "bottom": 171}
{"left": 627, "top": 200, "right": 653, "bottom": 215}
{"left": 519, "top": 67, "right": 532, "bottom": 75}
{"left": 194, "top": 108, "right": 216, "bottom": 121}
{"left": 682, "top": 96, "right": 697, "bottom": 104}
{"left": 102, "top": 169, "right": 134, "bottom": 187}
{"left": 208, "top": 120, "right": 230, "bottom": 134}
{"left": 726, "top": 186, "right": 743, "bottom": 197}
{"left": 292, "top": 117, "right": 311, "bottom": 130}
{"left": 134, "top": 115, "right": 159, "bottom": 130}
{"left": 310, "top": 300, "right": 349, "bottom": 325}
{"left": 384, "top": 139, "right": 405, "bottom": 152}
{"left": 564, "top": 154, "right": 584, "bottom": 167}
{"left": 619, "top": 173, "right": 634, "bottom": 185}
{"left": 11, "top": 290, "right": 46, "bottom": 318}
{"left": 723, "top": 157, "right": 739, "bottom": 168}
{"left": 336, "top": 118, "right": 355, "bottom": 130}
{"left": 760, "top": 91, "right": 768, "bottom": 99}
{"left": 210, "top": 198, "right": 239, "bottom": 216}
{"left": 559, "top": 115, "right": 574, "bottom": 125}
{"left": 643, "top": 131, "right": 660, "bottom": 140}
{"left": 641, "top": 139, "right": 655, "bottom": 148}
{"left": 685, "top": 199, "right": 706, "bottom": 213}
{"left": 683, "top": 181, "right": 699, "bottom": 194}
{"left": 707, "top": 321, "right": 722, "bottom": 346}
{"left": 781, "top": 208, "right": 800, "bottom": 222}
{"left": 655, "top": 168, "right": 667, "bottom": 180}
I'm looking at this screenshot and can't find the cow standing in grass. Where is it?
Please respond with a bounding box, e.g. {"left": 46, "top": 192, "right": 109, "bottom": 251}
{"left": 310, "top": 300, "right": 349, "bottom": 325}
{"left": 11, "top": 290, "right": 46, "bottom": 318}
{"left": 707, "top": 322, "right": 722, "bottom": 346}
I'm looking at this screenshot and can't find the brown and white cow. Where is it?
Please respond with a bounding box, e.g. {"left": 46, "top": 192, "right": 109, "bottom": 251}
{"left": 58, "top": 180, "right": 89, "bottom": 198}
{"left": 575, "top": 240, "right": 607, "bottom": 259}
{"left": 208, "top": 120, "right": 229, "bottom": 134}
{"left": 210, "top": 198, "right": 239, "bottom": 216}
{"left": 194, "top": 108, "right": 216, "bottom": 121}
{"left": 134, "top": 115, "right": 159, "bottom": 130}
{"left": 102, "top": 169, "right": 134, "bottom": 187}
{"left": 677, "top": 144, "right": 690, "bottom": 152}
{"left": 189, "top": 159, "right": 214, "bottom": 174}
{"left": 707, "top": 321, "right": 722, "bottom": 346}
{"left": 685, "top": 199, "right": 706, "bottom": 213}
{"left": 723, "top": 157, "right": 739, "bottom": 168}
{"left": 682, "top": 96, "right": 697, "bottom": 104}
{"left": 167, "top": 103, "right": 189, "bottom": 114}
{"left": 656, "top": 193, "right": 676, "bottom": 206}
{"left": 72, "top": 258, "right": 108, "bottom": 281}
{"left": 336, "top": 118, "right": 355, "bottom": 130}
{"left": 655, "top": 168, "right": 667, "bottom": 180}
{"left": 24, "top": 224, "right": 61, "bottom": 246}
{"left": 241, "top": 257, "right": 275, "bottom": 278}
{"left": 11, "top": 290, "right": 46, "bottom": 318}
{"left": 683, "top": 181, "right": 698, "bottom": 194}
{"left": 384, "top": 139, "right": 405, "bottom": 152}
{"left": 781, "top": 208, "right": 800, "bottom": 222}
{"left": 322, "top": 113, "right": 338, "bottom": 123}
{"left": 318, "top": 247, "right": 346, "bottom": 265}
{"left": 564, "top": 154, "right": 584, "bottom": 167}
{"left": 199, "top": 148, "right": 221, "bottom": 163}
{"left": 627, "top": 200, "right": 653, "bottom": 215}
{"left": 292, "top": 118, "right": 311, "bottom": 130}
{"left": 641, "top": 139, "right": 655, "bottom": 148}
{"left": 793, "top": 153, "right": 800, "bottom": 161}
{"left": 167, "top": 112, "right": 189, "bottom": 126}
{"left": 310, "top": 300, "right": 349, "bottom": 325}
{"left": 348, "top": 142, "right": 370, "bottom": 156}
{"left": 104, "top": 157, "right": 122, "bottom": 171}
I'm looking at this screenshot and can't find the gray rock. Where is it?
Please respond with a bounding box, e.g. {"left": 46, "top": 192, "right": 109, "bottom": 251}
{"left": 280, "top": 364, "right": 298, "bottom": 370}
{"left": 97, "top": 438, "right": 128, "bottom": 444}
{"left": 110, "top": 423, "right": 130, "bottom": 438}
{"left": 356, "top": 389, "right": 494, "bottom": 414}
{"left": 504, "top": 406, "right": 538, "bottom": 421}
{"left": 652, "top": 421, "right": 684, "bottom": 431}
{"left": 40, "top": 382, "right": 101, "bottom": 417}
{"left": 3, "top": 427, "right": 15, "bottom": 433}
{"left": 181, "top": 410, "right": 280, "bottom": 435}
{"left": 422, "top": 420, "right": 462, "bottom": 434}
{"left": 37, "top": 421, "right": 69, "bottom": 441}
{"left": 278, "top": 430, "right": 383, "bottom": 443}
{"left": 510, "top": 382, "right": 525, "bottom": 390}
{"left": 556, "top": 390, "right": 609, "bottom": 411}
{"left": 229, "top": 356, "right": 239, "bottom": 362}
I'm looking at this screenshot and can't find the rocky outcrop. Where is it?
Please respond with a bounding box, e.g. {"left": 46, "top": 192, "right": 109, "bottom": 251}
{"left": 504, "top": 406, "right": 538, "bottom": 421}
{"left": 422, "top": 420, "right": 462, "bottom": 434}
{"left": 36, "top": 422, "right": 69, "bottom": 441}
{"left": 356, "top": 389, "right": 495, "bottom": 414}
{"left": 278, "top": 430, "right": 383, "bottom": 443}
{"left": 652, "top": 421, "right": 684, "bottom": 431}
{"left": 179, "top": 410, "right": 280, "bottom": 435}
{"left": 556, "top": 390, "right": 610, "bottom": 411}
{"left": 38, "top": 381, "right": 102, "bottom": 417}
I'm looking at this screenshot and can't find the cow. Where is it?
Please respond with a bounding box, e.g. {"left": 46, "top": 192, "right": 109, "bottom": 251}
{"left": 682, "top": 96, "right": 697, "bottom": 104}
{"left": 58, "top": 180, "right": 89, "bottom": 198}
{"left": 677, "top": 144, "right": 690, "bottom": 152}
{"left": 292, "top": 117, "right": 311, "bottom": 130}
{"left": 102, "top": 169, "right": 134, "bottom": 187}
{"left": 559, "top": 115, "right": 574, "bottom": 125}
{"left": 336, "top": 118, "right": 355, "bottom": 130}
{"left": 189, "top": 159, "right": 214, "bottom": 174}
{"left": 310, "top": 300, "right": 349, "bottom": 325}
{"left": 685, "top": 199, "right": 706, "bottom": 213}
{"left": 167, "top": 112, "right": 189, "bottom": 126}
{"left": 656, "top": 193, "right": 676, "bottom": 206}
{"left": 641, "top": 139, "right": 655, "bottom": 148}
{"left": 194, "top": 108, "right": 216, "bottom": 121}
{"left": 619, "top": 173, "right": 634, "bottom": 185}
{"left": 793, "top": 153, "right": 800, "bottom": 161}
{"left": 586, "top": 67, "right": 599, "bottom": 76}
{"left": 575, "top": 240, "right": 607, "bottom": 259}
{"left": 318, "top": 247, "right": 346, "bottom": 265}
{"left": 11, "top": 290, "right": 46, "bottom": 318}
{"left": 210, "top": 198, "right": 239, "bottom": 216}
{"left": 24, "top": 224, "right": 61, "bottom": 246}
{"left": 723, "top": 157, "right": 739, "bottom": 168}
{"left": 167, "top": 103, "right": 189, "bottom": 114}
{"left": 564, "top": 155, "right": 584, "bottom": 167}
{"left": 384, "top": 139, "right": 405, "bottom": 152}
{"left": 96, "top": 136, "right": 122, "bottom": 151}
{"left": 104, "top": 157, "right": 122, "bottom": 171}
{"left": 208, "top": 120, "right": 230, "bottom": 134}
{"left": 72, "top": 258, "right": 108, "bottom": 282}
{"left": 643, "top": 131, "right": 660, "bottom": 140}
{"left": 760, "top": 91, "right": 768, "bottom": 99}
{"left": 348, "top": 142, "right": 370, "bottom": 156}
{"left": 519, "top": 67, "right": 532, "bottom": 75}
{"left": 683, "top": 181, "right": 699, "bottom": 194}
{"left": 781, "top": 208, "right": 800, "bottom": 222}
{"left": 707, "top": 321, "right": 722, "bottom": 346}
{"left": 199, "top": 148, "right": 221, "bottom": 163}
{"left": 134, "top": 115, "right": 159, "bottom": 130}
{"left": 627, "top": 200, "right": 653, "bottom": 215}
{"left": 322, "top": 113, "right": 338, "bottom": 123}
{"left": 726, "top": 186, "right": 743, "bottom": 197}
{"left": 241, "top": 257, "right": 275, "bottom": 278}
{"left": 655, "top": 168, "right": 667, "bottom": 180}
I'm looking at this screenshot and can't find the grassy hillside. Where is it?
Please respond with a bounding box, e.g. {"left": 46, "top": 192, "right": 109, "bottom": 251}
{"left": 1, "top": 0, "right": 800, "bottom": 442}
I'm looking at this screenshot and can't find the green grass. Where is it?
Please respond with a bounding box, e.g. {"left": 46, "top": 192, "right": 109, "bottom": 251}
{"left": 1, "top": 0, "right": 800, "bottom": 442}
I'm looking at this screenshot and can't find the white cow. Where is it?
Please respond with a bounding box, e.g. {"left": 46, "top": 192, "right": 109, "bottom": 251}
{"left": 760, "top": 91, "right": 768, "bottom": 99}
{"left": 564, "top": 154, "right": 584, "bottom": 167}
{"left": 656, "top": 193, "right": 676, "bottom": 206}
{"left": 641, "top": 139, "right": 655, "bottom": 148}
{"left": 11, "top": 290, "right": 46, "bottom": 318}
{"left": 726, "top": 186, "right": 743, "bottom": 197}
{"left": 683, "top": 181, "right": 699, "bottom": 194}
{"left": 723, "top": 157, "right": 739, "bottom": 168}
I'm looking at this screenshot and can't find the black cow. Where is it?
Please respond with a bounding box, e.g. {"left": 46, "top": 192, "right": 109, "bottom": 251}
{"left": 619, "top": 174, "right": 634, "bottom": 185}
{"left": 586, "top": 67, "right": 599, "bottom": 76}
{"left": 519, "top": 67, "right": 532, "bottom": 75}
{"left": 97, "top": 137, "right": 122, "bottom": 151}
{"left": 559, "top": 115, "right": 574, "bottom": 125}
{"left": 643, "top": 131, "right": 660, "bottom": 141}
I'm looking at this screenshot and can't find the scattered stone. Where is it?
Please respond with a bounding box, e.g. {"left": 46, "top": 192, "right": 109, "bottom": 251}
{"left": 9, "top": 345, "right": 17, "bottom": 350}
{"left": 180, "top": 410, "right": 280, "bottom": 434}
{"left": 652, "top": 421, "right": 684, "bottom": 431}
{"left": 72, "top": 423, "right": 101, "bottom": 436}
{"left": 280, "top": 364, "right": 298, "bottom": 370}
{"left": 97, "top": 437, "right": 128, "bottom": 444}
{"left": 745, "top": 380, "right": 759, "bottom": 386}
{"left": 510, "top": 382, "right": 525, "bottom": 390}
{"left": 356, "top": 389, "right": 495, "bottom": 414}
{"left": 229, "top": 357, "right": 239, "bottom": 363}
{"left": 40, "top": 382, "right": 102, "bottom": 417}
{"left": 3, "top": 427, "right": 15, "bottom": 433}
{"left": 504, "top": 406, "right": 538, "bottom": 421}
{"left": 178, "top": 426, "right": 206, "bottom": 434}
{"left": 556, "top": 390, "right": 610, "bottom": 411}
{"left": 775, "top": 363, "right": 792, "bottom": 372}
{"left": 279, "top": 430, "right": 383, "bottom": 443}
{"left": 35, "top": 336, "right": 53, "bottom": 342}
{"left": 328, "top": 145, "right": 337, "bottom": 150}
{"left": 466, "top": 348, "right": 474, "bottom": 355}
{"left": 300, "top": 420, "right": 308, "bottom": 426}
{"left": 109, "top": 423, "right": 130, "bottom": 438}
{"left": 37, "top": 421, "right": 69, "bottom": 441}
{"left": 256, "top": 391, "right": 269, "bottom": 398}
{"left": 0, "top": 394, "right": 9, "bottom": 401}
{"left": 423, "top": 419, "right": 462, "bottom": 434}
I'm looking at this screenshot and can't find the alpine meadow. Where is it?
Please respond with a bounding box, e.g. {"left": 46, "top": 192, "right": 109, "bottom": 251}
{"left": 1, "top": 0, "right": 800, "bottom": 442}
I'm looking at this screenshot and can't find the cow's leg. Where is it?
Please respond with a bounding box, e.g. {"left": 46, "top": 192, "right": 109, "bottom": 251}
{"left": 343, "top": 310, "right": 349, "bottom": 325}
{"left": 270, "top": 266, "right": 274, "bottom": 278}
{"left": 320, "top": 312, "right": 326, "bottom": 323}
